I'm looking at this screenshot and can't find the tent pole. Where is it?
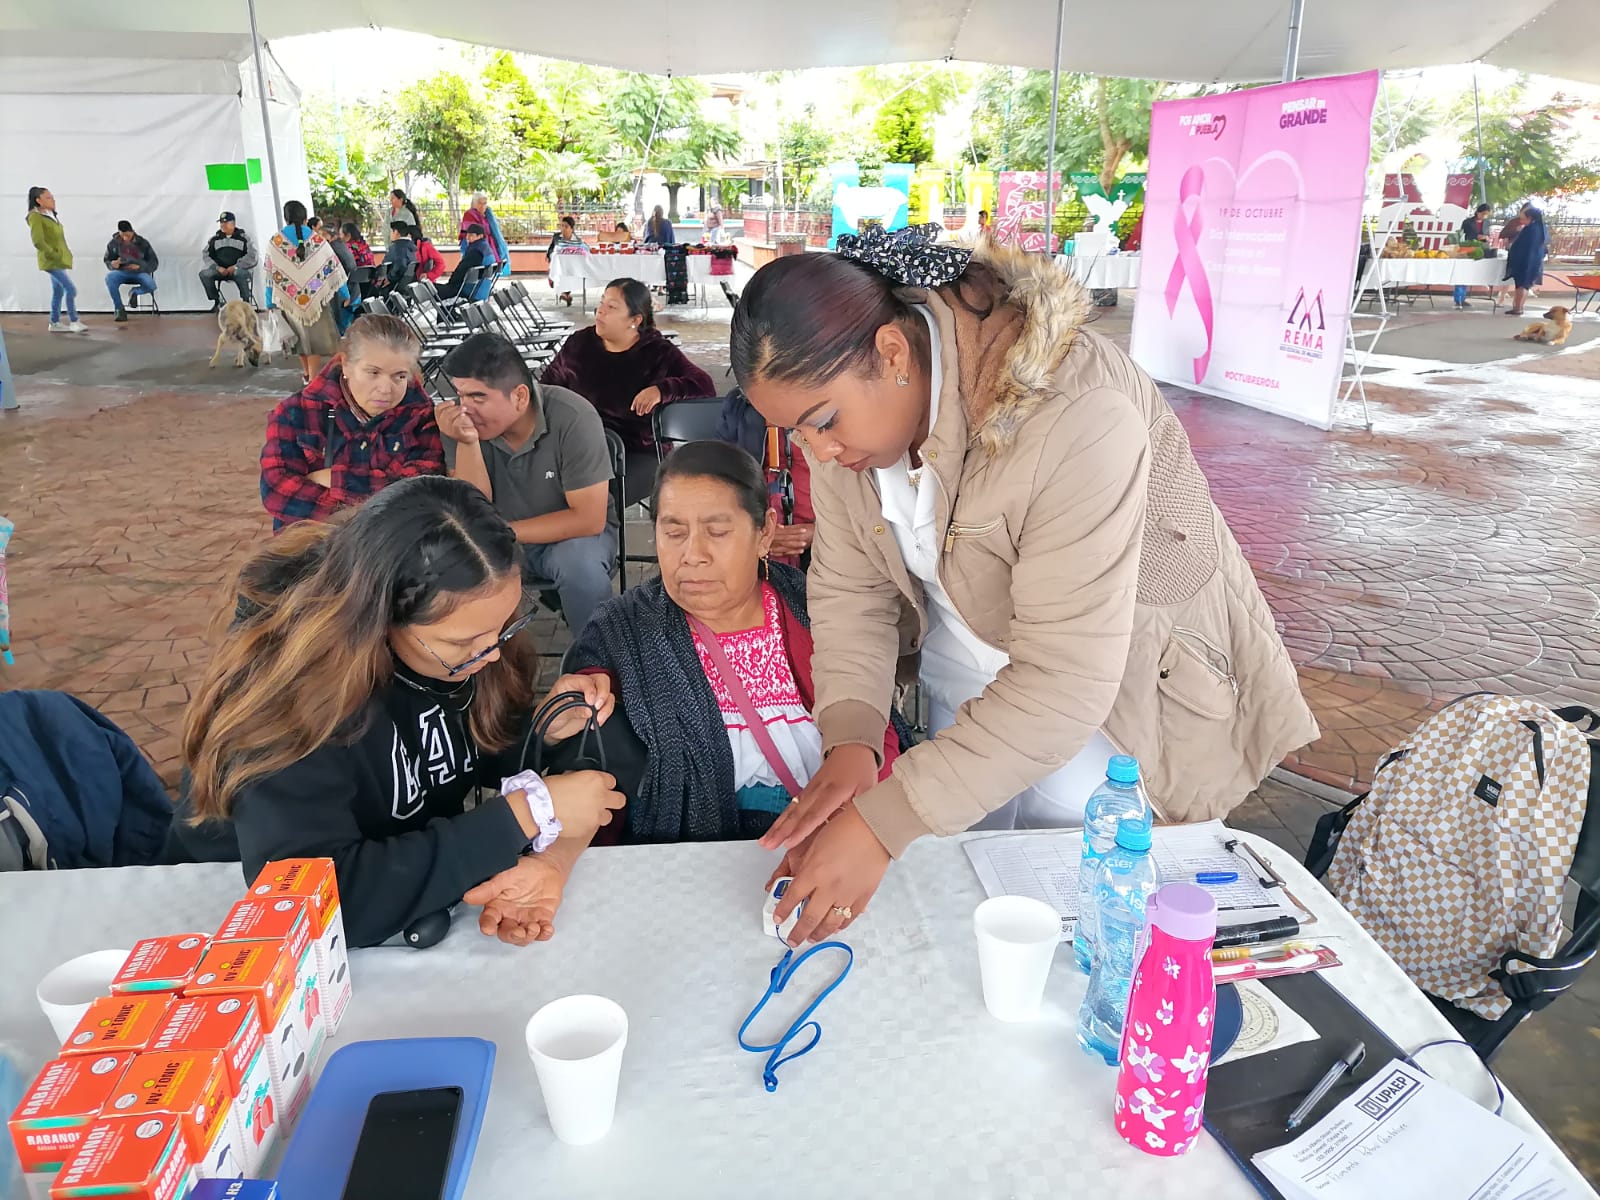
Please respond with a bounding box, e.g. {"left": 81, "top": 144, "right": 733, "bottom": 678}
{"left": 1471, "top": 66, "right": 1487, "bottom": 206}
{"left": 0, "top": 325, "right": 16, "bottom": 411}
{"left": 245, "top": 0, "right": 283, "bottom": 228}
{"left": 1042, "top": 0, "right": 1066, "bottom": 256}
{"left": 1281, "top": 0, "right": 1306, "bottom": 82}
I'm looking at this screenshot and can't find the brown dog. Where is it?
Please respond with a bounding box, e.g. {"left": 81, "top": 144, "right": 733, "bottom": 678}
{"left": 209, "top": 300, "right": 269, "bottom": 368}
{"left": 1513, "top": 306, "right": 1573, "bottom": 347}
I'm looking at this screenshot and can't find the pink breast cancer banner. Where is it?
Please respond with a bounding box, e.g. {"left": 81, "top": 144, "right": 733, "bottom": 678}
{"left": 1129, "top": 71, "right": 1378, "bottom": 428}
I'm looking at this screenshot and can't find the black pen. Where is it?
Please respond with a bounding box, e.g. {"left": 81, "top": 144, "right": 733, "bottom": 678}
{"left": 1285, "top": 1041, "right": 1366, "bottom": 1131}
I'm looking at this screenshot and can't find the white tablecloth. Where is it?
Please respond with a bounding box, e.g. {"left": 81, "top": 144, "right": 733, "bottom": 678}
{"left": 1361, "top": 257, "right": 1507, "bottom": 294}
{"left": 1054, "top": 253, "right": 1143, "bottom": 289}
{"left": 548, "top": 253, "right": 722, "bottom": 290}
{"left": 2, "top": 835, "right": 1591, "bottom": 1200}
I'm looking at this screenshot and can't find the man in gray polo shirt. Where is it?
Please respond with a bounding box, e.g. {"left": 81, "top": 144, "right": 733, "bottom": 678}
{"left": 436, "top": 333, "right": 615, "bottom": 633}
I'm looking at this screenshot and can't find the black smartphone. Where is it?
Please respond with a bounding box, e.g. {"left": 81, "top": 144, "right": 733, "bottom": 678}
{"left": 340, "top": 1086, "right": 463, "bottom": 1200}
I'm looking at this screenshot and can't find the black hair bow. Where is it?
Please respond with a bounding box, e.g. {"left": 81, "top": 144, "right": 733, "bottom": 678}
{"left": 835, "top": 223, "right": 972, "bottom": 288}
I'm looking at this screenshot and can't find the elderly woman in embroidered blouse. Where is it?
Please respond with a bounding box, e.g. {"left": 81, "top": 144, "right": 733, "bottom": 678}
{"left": 563, "top": 440, "right": 902, "bottom": 845}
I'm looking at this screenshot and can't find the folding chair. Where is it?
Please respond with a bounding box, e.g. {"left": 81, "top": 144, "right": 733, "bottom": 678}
{"left": 346, "top": 265, "right": 375, "bottom": 298}
{"left": 652, "top": 396, "right": 726, "bottom": 459}
{"left": 505, "top": 281, "right": 575, "bottom": 336}
{"left": 719, "top": 280, "right": 741, "bottom": 308}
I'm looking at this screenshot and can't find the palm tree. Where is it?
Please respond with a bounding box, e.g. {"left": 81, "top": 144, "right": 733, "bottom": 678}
{"left": 529, "top": 150, "right": 602, "bottom": 209}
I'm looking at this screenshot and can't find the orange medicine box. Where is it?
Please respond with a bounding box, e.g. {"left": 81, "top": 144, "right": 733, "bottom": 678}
{"left": 186, "top": 930, "right": 320, "bottom": 1129}
{"left": 105, "top": 1050, "right": 243, "bottom": 1181}
{"left": 111, "top": 935, "right": 210, "bottom": 995}
{"left": 249, "top": 858, "right": 351, "bottom": 1036}
{"left": 49, "top": 1113, "right": 196, "bottom": 1200}
{"left": 8, "top": 1053, "right": 134, "bottom": 1173}
{"left": 150, "top": 996, "right": 279, "bottom": 1177}
{"left": 61, "top": 996, "right": 174, "bottom": 1058}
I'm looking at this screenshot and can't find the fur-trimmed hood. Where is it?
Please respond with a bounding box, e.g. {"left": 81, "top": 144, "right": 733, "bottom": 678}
{"left": 924, "top": 238, "right": 1094, "bottom": 453}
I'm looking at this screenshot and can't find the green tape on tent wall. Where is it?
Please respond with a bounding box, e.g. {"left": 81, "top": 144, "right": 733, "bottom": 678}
{"left": 247, "top": 158, "right": 263, "bottom": 184}
{"left": 206, "top": 163, "right": 250, "bottom": 191}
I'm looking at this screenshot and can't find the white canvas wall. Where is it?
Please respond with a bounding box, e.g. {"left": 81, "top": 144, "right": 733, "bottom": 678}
{"left": 0, "top": 52, "right": 310, "bottom": 314}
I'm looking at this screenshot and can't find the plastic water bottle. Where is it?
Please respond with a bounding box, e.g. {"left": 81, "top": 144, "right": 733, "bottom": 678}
{"left": 1116, "top": 884, "right": 1219, "bottom": 1157}
{"left": 1077, "top": 819, "right": 1162, "bottom": 1065}
{"left": 1074, "top": 756, "right": 1150, "bottom": 973}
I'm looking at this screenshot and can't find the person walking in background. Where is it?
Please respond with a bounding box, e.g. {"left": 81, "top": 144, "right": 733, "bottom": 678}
{"left": 26, "top": 187, "right": 86, "bottom": 333}
{"left": 643, "top": 206, "right": 675, "bottom": 246}
{"left": 200, "top": 211, "right": 258, "bottom": 309}
{"left": 541, "top": 277, "right": 714, "bottom": 503}
{"left": 1454, "top": 203, "right": 1492, "bottom": 308}
{"left": 704, "top": 206, "right": 724, "bottom": 246}
{"left": 390, "top": 189, "right": 423, "bottom": 238}
{"left": 265, "top": 200, "right": 349, "bottom": 385}
{"left": 1504, "top": 204, "right": 1548, "bottom": 317}
{"left": 102, "top": 220, "right": 159, "bottom": 322}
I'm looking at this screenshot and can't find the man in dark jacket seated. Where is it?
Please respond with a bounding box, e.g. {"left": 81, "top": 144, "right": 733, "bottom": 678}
{"left": 103, "top": 221, "right": 159, "bottom": 322}
{"left": 440, "top": 226, "right": 491, "bottom": 304}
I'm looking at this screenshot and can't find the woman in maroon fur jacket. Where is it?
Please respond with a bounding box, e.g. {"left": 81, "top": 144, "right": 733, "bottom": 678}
{"left": 541, "top": 277, "right": 715, "bottom": 502}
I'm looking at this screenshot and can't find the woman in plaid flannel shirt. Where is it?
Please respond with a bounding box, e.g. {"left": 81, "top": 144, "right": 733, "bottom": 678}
{"left": 260, "top": 314, "right": 445, "bottom": 529}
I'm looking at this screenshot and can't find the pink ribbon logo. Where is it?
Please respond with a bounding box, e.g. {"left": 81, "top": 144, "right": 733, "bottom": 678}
{"left": 1164, "top": 165, "right": 1215, "bottom": 384}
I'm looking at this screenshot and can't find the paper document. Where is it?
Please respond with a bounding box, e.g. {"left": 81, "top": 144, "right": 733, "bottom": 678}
{"left": 1254, "top": 1060, "right": 1576, "bottom": 1200}
{"left": 962, "top": 821, "right": 1295, "bottom": 941}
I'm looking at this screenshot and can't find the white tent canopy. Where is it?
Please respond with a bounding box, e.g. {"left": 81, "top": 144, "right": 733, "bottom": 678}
{"left": 0, "top": 34, "right": 311, "bottom": 314}
{"left": 0, "top": 0, "right": 1595, "bottom": 82}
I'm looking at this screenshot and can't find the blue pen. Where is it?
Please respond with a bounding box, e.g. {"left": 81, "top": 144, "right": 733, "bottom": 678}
{"left": 1195, "top": 871, "right": 1239, "bottom": 885}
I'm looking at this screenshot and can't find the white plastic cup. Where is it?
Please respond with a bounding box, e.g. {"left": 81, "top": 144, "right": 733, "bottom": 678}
{"left": 37, "top": 950, "right": 130, "bottom": 1043}
{"left": 974, "top": 897, "right": 1061, "bottom": 1022}
{"left": 525, "top": 995, "right": 628, "bottom": 1145}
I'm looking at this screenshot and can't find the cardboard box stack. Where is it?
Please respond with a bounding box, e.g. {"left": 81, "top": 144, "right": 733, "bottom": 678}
{"left": 7, "top": 859, "right": 348, "bottom": 1200}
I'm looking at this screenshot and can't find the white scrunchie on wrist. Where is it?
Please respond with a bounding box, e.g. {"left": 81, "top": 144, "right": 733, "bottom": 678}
{"left": 503, "top": 769, "right": 561, "bottom": 852}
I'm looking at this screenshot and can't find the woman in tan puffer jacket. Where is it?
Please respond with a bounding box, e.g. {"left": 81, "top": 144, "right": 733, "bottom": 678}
{"left": 729, "top": 227, "right": 1317, "bottom": 946}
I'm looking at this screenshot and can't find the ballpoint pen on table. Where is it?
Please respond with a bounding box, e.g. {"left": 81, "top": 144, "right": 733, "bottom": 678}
{"left": 1285, "top": 1041, "right": 1367, "bottom": 1131}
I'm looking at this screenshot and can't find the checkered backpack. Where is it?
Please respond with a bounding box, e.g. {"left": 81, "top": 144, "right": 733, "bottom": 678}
{"left": 1310, "top": 695, "right": 1595, "bottom": 1018}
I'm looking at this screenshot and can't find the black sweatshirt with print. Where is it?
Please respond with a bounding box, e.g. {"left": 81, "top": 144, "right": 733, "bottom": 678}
{"left": 227, "top": 662, "right": 533, "bottom": 948}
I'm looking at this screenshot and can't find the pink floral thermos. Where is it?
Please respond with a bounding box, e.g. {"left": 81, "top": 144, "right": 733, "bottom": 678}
{"left": 1114, "top": 883, "right": 1218, "bottom": 1157}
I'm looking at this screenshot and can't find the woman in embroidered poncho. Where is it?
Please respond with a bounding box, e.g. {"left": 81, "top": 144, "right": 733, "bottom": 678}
{"left": 563, "top": 440, "right": 904, "bottom": 847}
{"left": 265, "top": 200, "right": 349, "bottom": 384}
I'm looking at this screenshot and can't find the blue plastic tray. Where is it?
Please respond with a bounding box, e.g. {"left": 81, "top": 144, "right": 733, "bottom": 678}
{"left": 273, "top": 1037, "right": 495, "bottom": 1200}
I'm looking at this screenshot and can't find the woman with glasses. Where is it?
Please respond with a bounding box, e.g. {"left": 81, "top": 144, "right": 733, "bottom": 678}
{"left": 177, "top": 474, "right": 626, "bottom": 949}
{"left": 565, "top": 441, "right": 903, "bottom": 845}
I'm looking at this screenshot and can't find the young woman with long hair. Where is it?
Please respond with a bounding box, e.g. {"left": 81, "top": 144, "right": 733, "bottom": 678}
{"left": 26, "top": 186, "right": 87, "bottom": 333}
{"left": 731, "top": 227, "right": 1315, "bottom": 946}
{"left": 265, "top": 199, "right": 349, "bottom": 383}
{"left": 178, "top": 474, "right": 626, "bottom": 948}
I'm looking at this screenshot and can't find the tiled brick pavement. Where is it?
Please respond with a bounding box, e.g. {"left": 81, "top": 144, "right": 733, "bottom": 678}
{"left": 3, "top": 301, "right": 1599, "bottom": 1177}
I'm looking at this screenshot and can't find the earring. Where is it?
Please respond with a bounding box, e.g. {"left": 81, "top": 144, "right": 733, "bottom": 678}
{"left": 760, "top": 554, "right": 770, "bottom": 580}
{"left": 896, "top": 374, "right": 909, "bottom": 387}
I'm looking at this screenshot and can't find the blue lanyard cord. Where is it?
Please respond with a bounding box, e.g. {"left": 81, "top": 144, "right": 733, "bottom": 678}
{"left": 738, "top": 941, "right": 853, "bottom": 1092}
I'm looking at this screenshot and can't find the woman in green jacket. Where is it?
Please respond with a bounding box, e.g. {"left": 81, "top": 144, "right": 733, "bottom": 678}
{"left": 26, "top": 187, "right": 87, "bottom": 333}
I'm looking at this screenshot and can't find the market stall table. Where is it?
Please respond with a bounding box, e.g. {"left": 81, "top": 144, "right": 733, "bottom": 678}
{"left": 1357, "top": 257, "right": 1508, "bottom": 306}
{"left": 1055, "top": 253, "right": 1143, "bottom": 290}
{"left": 548, "top": 251, "right": 727, "bottom": 311}
{"left": 3, "top": 835, "right": 1591, "bottom": 1199}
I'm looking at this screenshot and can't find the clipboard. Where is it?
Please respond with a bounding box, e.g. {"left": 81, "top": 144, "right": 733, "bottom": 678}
{"left": 1203, "top": 973, "right": 1405, "bottom": 1200}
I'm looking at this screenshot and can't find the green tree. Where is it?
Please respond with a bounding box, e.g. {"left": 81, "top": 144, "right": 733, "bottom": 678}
{"left": 873, "top": 93, "right": 935, "bottom": 165}
{"left": 483, "top": 52, "right": 561, "bottom": 162}
{"left": 395, "top": 72, "right": 502, "bottom": 219}
{"left": 529, "top": 149, "right": 602, "bottom": 209}
{"left": 1452, "top": 81, "right": 1600, "bottom": 207}
{"left": 538, "top": 60, "right": 614, "bottom": 154}
{"left": 1371, "top": 80, "right": 1437, "bottom": 165}
{"left": 777, "top": 111, "right": 836, "bottom": 202}
{"left": 970, "top": 70, "right": 1171, "bottom": 189}
{"left": 605, "top": 75, "right": 742, "bottom": 219}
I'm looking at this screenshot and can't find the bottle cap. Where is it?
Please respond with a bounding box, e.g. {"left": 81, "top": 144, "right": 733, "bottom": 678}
{"left": 1106, "top": 755, "right": 1140, "bottom": 784}
{"left": 1113, "top": 817, "right": 1152, "bottom": 852}
{"left": 1148, "top": 883, "right": 1217, "bottom": 941}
